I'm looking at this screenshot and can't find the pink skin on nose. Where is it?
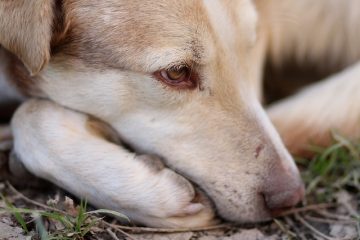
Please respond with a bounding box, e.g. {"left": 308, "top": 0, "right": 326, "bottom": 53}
{"left": 261, "top": 159, "right": 305, "bottom": 212}
{"left": 265, "top": 185, "right": 305, "bottom": 212}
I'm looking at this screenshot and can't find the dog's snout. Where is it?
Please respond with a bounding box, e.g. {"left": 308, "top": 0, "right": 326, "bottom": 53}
{"left": 263, "top": 185, "right": 304, "bottom": 212}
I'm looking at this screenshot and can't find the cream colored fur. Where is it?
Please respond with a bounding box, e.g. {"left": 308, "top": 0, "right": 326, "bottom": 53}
{"left": 12, "top": 100, "right": 215, "bottom": 227}
{"left": 260, "top": 0, "right": 360, "bottom": 153}
{"left": 258, "top": 0, "right": 360, "bottom": 68}
{"left": 1, "top": 0, "right": 359, "bottom": 227}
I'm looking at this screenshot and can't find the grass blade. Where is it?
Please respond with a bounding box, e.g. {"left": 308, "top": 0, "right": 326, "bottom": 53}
{"left": 86, "top": 209, "right": 129, "bottom": 222}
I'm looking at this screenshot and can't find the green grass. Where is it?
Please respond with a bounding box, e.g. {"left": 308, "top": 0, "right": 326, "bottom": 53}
{"left": 1, "top": 197, "right": 129, "bottom": 240}
{"left": 297, "top": 132, "right": 360, "bottom": 206}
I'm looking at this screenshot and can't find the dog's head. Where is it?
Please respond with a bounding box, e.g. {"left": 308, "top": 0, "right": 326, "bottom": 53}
{"left": 1, "top": 0, "right": 304, "bottom": 223}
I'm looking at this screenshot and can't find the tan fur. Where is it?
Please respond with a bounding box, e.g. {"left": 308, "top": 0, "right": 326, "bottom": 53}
{"left": 258, "top": 0, "right": 360, "bottom": 154}
{"left": 1, "top": 0, "right": 359, "bottom": 227}
{"left": 86, "top": 117, "right": 122, "bottom": 145}
{"left": 258, "top": 0, "right": 360, "bottom": 68}
{"left": 268, "top": 62, "right": 360, "bottom": 155}
{"left": 0, "top": 0, "right": 54, "bottom": 75}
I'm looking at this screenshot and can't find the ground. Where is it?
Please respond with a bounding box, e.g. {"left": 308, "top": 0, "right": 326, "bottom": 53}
{"left": 0, "top": 130, "right": 359, "bottom": 240}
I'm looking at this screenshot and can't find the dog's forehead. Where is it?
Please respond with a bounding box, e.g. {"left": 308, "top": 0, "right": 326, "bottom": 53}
{"left": 63, "top": 0, "right": 256, "bottom": 71}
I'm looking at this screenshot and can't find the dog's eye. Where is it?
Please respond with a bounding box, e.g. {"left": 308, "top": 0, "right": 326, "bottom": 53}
{"left": 154, "top": 66, "right": 197, "bottom": 89}
{"left": 163, "top": 68, "right": 188, "bottom": 81}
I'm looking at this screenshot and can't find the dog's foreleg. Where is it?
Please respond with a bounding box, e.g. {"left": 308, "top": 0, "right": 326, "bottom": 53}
{"left": 11, "top": 99, "right": 214, "bottom": 227}
{"left": 267, "top": 62, "right": 360, "bottom": 155}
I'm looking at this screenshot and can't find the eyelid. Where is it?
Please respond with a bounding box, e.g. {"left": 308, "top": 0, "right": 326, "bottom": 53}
{"left": 164, "top": 62, "right": 190, "bottom": 72}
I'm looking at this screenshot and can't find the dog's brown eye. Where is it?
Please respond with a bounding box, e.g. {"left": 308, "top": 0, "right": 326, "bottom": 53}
{"left": 154, "top": 67, "right": 197, "bottom": 89}
{"left": 163, "top": 68, "right": 188, "bottom": 81}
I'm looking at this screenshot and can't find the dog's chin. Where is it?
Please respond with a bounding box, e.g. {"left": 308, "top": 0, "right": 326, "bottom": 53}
{"left": 213, "top": 196, "right": 272, "bottom": 224}
{"left": 178, "top": 176, "right": 271, "bottom": 224}
{"left": 221, "top": 210, "right": 272, "bottom": 224}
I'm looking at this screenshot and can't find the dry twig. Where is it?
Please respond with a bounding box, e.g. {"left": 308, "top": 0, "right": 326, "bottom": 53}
{"left": 317, "top": 210, "right": 354, "bottom": 221}
{"left": 6, "top": 181, "right": 68, "bottom": 216}
{"left": 284, "top": 217, "right": 307, "bottom": 240}
{"left": 305, "top": 215, "right": 357, "bottom": 225}
{"left": 277, "top": 203, "right": 336, "bottom": 217}
{"left": 295, "top": 214, "right": 337, "bottom": 240}
{"left": 106, "top": 227, "right": 134, "bottom": 240}
{"left": 105, "top": 221, "right": 231, "bottom": 234}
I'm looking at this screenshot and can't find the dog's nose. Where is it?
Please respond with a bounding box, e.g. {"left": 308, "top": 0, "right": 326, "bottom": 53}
{"left": 261, "top": 159, "right": 305, "bottom": 213}
{"left": 263, "top": 185, "right": 305, "bottom": 212}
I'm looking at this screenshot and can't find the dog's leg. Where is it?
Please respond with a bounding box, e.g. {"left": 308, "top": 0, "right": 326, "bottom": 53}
{"left": 11, "top": 99, "right": 214, "bottom": 227}
{"left": 267, "top": 62, "right": 360, "bottom": 155}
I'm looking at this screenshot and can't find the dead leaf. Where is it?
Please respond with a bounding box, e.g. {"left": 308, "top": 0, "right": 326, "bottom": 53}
{"left": 64, "top": 196, "right": 78, "bottom": 216}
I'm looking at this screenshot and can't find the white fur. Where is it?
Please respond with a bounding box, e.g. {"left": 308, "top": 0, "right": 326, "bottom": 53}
{"left": 268, "top": 61, "right": 360, "bottom": 150}
{"left": 11, "top": 99, "right": 214, "bottom": 227}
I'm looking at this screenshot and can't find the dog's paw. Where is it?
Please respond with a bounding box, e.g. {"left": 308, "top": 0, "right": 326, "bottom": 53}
{"left": 133, "top": 154, "right": 216, "bottom": 227}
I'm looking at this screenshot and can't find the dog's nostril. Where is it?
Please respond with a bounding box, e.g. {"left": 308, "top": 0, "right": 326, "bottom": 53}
{"left": 263, "top": 185, "right": 305, "bottom": 213}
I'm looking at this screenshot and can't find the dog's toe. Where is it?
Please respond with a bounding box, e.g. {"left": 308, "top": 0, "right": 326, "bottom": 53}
{"left": 130, "top": 154, "right": 216, "bottom": 227}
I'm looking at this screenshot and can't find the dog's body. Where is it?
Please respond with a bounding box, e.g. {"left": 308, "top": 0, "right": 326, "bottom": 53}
{"left": 0, "top": 0, "right": 359, "bottom": 227}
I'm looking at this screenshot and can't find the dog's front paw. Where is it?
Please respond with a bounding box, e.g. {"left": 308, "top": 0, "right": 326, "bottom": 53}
{"left": 133, "top": 154, "right": 216, "bottom": 228}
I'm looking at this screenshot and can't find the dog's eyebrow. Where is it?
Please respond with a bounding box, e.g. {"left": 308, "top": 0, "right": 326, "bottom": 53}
{"left": 144, "top": 42, "right": 205, "bottom": 72}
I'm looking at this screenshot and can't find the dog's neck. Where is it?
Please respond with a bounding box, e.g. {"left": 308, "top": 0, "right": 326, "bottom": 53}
{"left": 257, "top": 0, "right": 360, "bottom": 70}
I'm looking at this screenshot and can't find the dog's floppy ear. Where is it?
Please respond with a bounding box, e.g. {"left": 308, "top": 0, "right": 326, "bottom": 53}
{"left": 0, "top": 0, "right": 55, "bottom": 75}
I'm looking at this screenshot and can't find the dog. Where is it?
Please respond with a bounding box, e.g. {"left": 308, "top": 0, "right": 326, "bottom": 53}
{"left": 0, "top": 0, "right": 359, "bottom": 228}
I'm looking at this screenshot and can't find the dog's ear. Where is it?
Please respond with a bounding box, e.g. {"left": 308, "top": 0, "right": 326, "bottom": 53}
{"left": 0, "top": 1, "right": 55, "bottom": 76}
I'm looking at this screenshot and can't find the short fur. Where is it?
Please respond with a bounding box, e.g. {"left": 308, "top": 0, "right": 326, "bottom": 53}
{"left": 0, "top": 0, "right": 359, "bottom": 227}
